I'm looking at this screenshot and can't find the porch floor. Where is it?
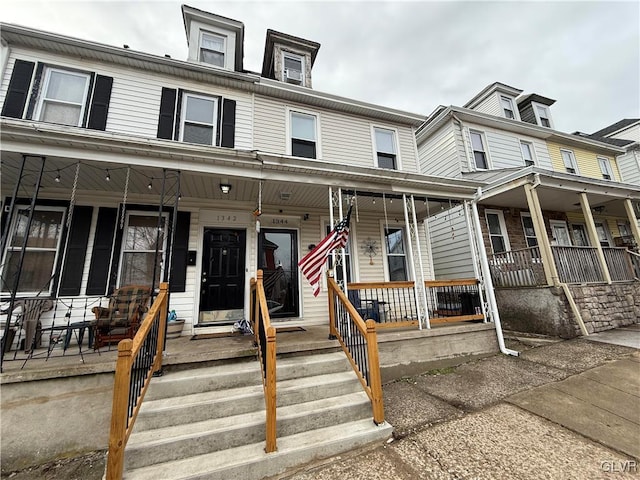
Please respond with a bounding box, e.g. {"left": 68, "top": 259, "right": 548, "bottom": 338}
{"left": 0, "top": 322, "right": 496, "bottom": 383}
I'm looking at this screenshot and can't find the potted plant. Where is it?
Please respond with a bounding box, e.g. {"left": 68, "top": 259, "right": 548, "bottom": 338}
{"left": 166, "top": 310, "right": 185, "bottom": 339}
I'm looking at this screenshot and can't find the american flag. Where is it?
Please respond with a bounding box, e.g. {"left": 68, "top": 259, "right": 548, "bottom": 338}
{"left": 298, "top": 205, "right": 352, "bottom": 297}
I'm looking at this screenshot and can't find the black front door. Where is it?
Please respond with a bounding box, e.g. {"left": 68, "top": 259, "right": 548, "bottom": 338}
{"left": 200, "top": 228, "right": 246, "bottom": 315}
{"left": 258, "top": 229, "right": 299, "bottom": 318}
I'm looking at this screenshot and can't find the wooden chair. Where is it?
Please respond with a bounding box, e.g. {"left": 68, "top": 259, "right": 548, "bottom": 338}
{"left": 91, "top": 285, "right": 152, "bottom": 349}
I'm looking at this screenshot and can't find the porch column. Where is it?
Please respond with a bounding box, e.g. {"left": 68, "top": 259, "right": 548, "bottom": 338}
{"left": 579, "top": 193, "right": 612, "bottom": 284}
{"left": 523, "top": 183, "right": 559, "bottom": 286}
{"left": 403, "top": 194, "right": 427, "bottom": 329}
{"left": 623, "top": 198, "right": 640, "bottom": 247}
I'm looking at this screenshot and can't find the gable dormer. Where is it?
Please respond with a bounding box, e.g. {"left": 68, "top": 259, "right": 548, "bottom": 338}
{"left": 516, "top": 93, "right": 556, "bottom": 128}
{"left": 261, "top": 29, "right": 320, "bottom": 88}
{"left": 463, "top": 82, "right": 523, "bottom": 120}
{"left": 182, "top": 5, "right": 244, "bottom": 72}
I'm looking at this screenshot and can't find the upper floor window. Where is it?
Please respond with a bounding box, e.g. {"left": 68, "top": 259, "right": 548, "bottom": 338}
{"left": 35, "top": 68, "right": 90, "bottom": 126}
{"left": 470, "top": 131, "right": 488, "bottom": 169}
{"left": 501, "top": 96, "right": 515, "bottom": 119}
{"left": 1, "top": 206, "right": 66, "bottom": 294}
{"left": 598, "top": 157, "right": 613, "bottom": 180}
{"left": 561, "top": 149, "right": 579, "bottom": 174}
{"left": 118, "top": 212, "right": 168, "bottom": 287}
{"left": 374, "top": 127, "right": 398, "bottom": 170}
{"left": 535, "top": 104, "right": 552, "bottom": 127}
{"left": 520, "top": 141, "right": 535, "bottom": 166}
{"left": 290, "top": 111, "right": 317, "bottom": 159}
{"left": 485, "top": 210, "right": 510, "bottom": 254}
{"left": 200, "top": 32, "right": 226, "bottom": 67}
{"left": 180, "top": 93, "right": 219, "bottom": 146}
{"left": 384, "top": 227, "right": 408, "bottom": 281}
{"left": 283, "top": 52, "right": 304, "bottom": 85}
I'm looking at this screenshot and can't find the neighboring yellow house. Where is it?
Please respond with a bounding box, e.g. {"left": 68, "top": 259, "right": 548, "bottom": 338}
{"left": 547, "top": 140, "right": 622, "bottom": 182}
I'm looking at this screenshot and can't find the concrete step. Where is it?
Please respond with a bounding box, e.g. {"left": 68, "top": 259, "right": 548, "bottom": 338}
{"left": 135, "top": 371, "right": 362, "bottom": 430}
{"left": 126, "top": 391, "right": 371, "bottom": 470}
{"left": 123, "top": 418, "right": 393, "bottom": 480}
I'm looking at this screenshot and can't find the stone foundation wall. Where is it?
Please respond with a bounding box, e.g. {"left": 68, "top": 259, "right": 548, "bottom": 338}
{"left": 568, "top": 282, "right": 640, "bottom": 334}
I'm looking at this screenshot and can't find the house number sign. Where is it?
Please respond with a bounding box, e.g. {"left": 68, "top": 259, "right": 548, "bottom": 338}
{"left": 261, "top": 215, "right": 300, "bottom": 228}
{"left": 201, "top": 210, "right": 249, "bottom": 225}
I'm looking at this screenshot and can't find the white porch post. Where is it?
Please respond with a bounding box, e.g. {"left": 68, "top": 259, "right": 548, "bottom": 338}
{"left": 463, "top": 201, "right": 488, "bottom": 322}
{"left": 523, "top": 182, "right": 559, "bottom": 286}
{"left": 403, "top": 194, "right": 428, "bottom": 329}
{"left": 579, "top": 192, "right": 612, "bottom": 284}
{"left": 623, "top": 198, "right": 640, "bottom": 247}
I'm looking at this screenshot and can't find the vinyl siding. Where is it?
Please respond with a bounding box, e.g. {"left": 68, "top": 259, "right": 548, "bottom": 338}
{"left": 417, "top": 121, "right": 463, "bottom": 178}
{"left": 427, "top": 205, "right": 475, "bottom": 279}
{"left": 616, "top": 151, "right": 640, "bottom": 185}
{"left": 471, "top": 92, "right": 502, "bottom": 117}
{"left": 0, "top": 48, "right": 253, "bottom": 149}
{"left": 610, "top": 125, "right": 640, "bottom": 143}
{"left": 547, "top": 141, "right": 621, "bottom": 181}
{"left": 252, "top": 95, "right": 420, "bottom": 173}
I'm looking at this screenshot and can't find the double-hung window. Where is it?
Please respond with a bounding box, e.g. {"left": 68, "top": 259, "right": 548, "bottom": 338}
{"left": 290, "top": 111, "right": 317, "bottom": 159}
{"left": 35, "top": 67, "right": 90, "bottom": 126}
{"left": 598, "top": 157, "right": 613, "bottom": 180}
{"left": 1, "top": 206, "right": 65, "bottom": 294}
{"left": 385, "top": 227, "right": 408, "bottom": 281}
{"left": 200, "top": 32, "right": 226, "bottom": 67}
{"left": 536, "top": 105, "right": 551, "bottom": 127}
{"left": 561, "top": 149, "right": 579, "bottom": 174}
{"left": 374, "top": 127, "right": 398, "bottom": 170}
{"left": 520, "top": 141, "right": 535, "bottom": 166}
{"left": 501, "top": 96, "right": 515, "bottom": 119}
{"left": 470, "top": 131, "right": 488, "bottom": 169}
{"left": 283, "top": 52, "right": 304, "bottom": 85}
{"left": 520, "top": 214, "right": 538, "bottom": 247}
{"left": 180, "top": 93, "right": 218, "bottom": 146}
{"left": 118, "top": 213, "right": 168, "bottom": 287}
{"left": 485, "top": 210, "right": 510, "bottom": 254}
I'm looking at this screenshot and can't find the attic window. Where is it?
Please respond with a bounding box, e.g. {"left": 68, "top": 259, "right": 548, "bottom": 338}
{"left": 500, "top": 96, "right": 515, "bottom": 119}
{"left": 535, "top": 105, "right": 551, "bottom": 127}
{"left": 283, "top": 52, "right": 304, "bottom": 85}
{"left": 200, "top": 32, "right": 226, "bottom": 67}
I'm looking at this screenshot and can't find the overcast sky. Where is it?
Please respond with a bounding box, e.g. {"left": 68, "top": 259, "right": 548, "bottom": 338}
{"left": 3, "top": 1, "right": 639, "bottom": 134}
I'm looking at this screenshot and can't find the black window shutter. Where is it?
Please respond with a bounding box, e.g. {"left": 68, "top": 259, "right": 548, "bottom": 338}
{"left": 173, "top": 89, "right": 184, "bottom": 141}
{"left": 25, "top": 63, "right": 44, "bottom": 120}
{"left": 157, "top": 87, "right": 177, "bottom": 139}
{"left": 1, "top": 60, "right": 35, "bottom": 118}
{"left": 58, "top": 206, "right": 93, "bottom": 296}
{"left": 169, "top": 211, "right": 191, "bottom": 292}
{"left": 86, "top": 207, "right": 118, "bottom": 295}
{"left": 220, "top": 99, "right": 236, "bottom": 148}
{"left": 87, "top": 75, "right": 113, "bottom": 131}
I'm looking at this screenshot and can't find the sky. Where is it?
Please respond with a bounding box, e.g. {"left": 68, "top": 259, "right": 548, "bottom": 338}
{"left": 2, "top": 0, "right": 639, "bottom": 134}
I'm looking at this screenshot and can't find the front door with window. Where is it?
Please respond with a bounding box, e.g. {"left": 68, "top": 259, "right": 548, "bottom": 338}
{"left": 550, "top": 221, "right": 571, "bottom": 246}
{"left": 258, "top": 229, "right": 299, "bottom": 319}
{"left": 199, "top": 228, "right": 246, "bottom": 323}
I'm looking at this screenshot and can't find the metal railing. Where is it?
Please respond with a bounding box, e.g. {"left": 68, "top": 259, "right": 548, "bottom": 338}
{"left": 250, "top": 270, "right": 277, "bottom": 453}
{"left": 106, "top": 283, "right": 168, "bottom": 480}
{"left": 603, "top": 247, "right": 635, "bottom": 281}
{"left": 488, "top": 246, "right": 545, "bottom": 287}
{"left": 328, "top": 276, "right": 384, "bottom": 424}
{"left": 346, "top": 281, "right": 418, "bottom": 329}
{"left": 424, "top": 279, "right": 484, "bottom": 324}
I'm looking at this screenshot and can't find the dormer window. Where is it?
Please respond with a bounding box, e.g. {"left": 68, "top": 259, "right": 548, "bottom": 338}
{"left": 283, "top": 52, "right": 304, "bottom": 85}
{"left": 535, "top": 104, "right": 552, "bottom": 127}
{"left": 200, "top": 32, "right": 226, "bottom": 67}
{"left": 501, "top": 96, "right": 515, "bottom": 119}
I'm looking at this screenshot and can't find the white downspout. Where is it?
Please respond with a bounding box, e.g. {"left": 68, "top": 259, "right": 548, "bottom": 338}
{"left": 471, "top": 188, "right": 519, "bottom": 356}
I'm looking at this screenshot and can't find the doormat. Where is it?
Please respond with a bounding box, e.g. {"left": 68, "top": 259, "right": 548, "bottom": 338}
{"left": 275, "top": 326, "right": 306, "bottom": 333}
{"left": 190, "top": 332, "right": 244, "bottom": 341}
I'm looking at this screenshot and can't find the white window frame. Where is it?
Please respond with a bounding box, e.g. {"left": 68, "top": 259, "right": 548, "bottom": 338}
{"left": 117, "top": 211, "right": 169, "bottom": 288}
{"left": 34, "top": 66, "right": 91, "bottom": 127}
{"left": 199, "top": 31, "right": 226, "bottom": 68}
{"left": 500, "top": 95, "right": 516, "bottom": 120}
{"left": 469, "top": 130, "right": 490, "bottom": 170}
{"left": 533, "top": 103, "right": 553, "bottom": 128}
{"left": 286, "top": 107, "right": 321, "bottom": 159}
{"left": 550, "top": 220, "right": 572, "bottom": 246}
{"left": 520, "top": 213, "right": 538, "bottom": 248}
{"left": 560, "top": 149, "right": 579, "bottom": 175}
{"left": 380, "top": 222, "right": 410, "bottom": 282}
{"left": 485, "top": 209, "right": 511, "bottom": 254}
{"left": 520, "top": 140, "right": 536, "bottom": 166}
{"left": 598, "top": 156, "right": 614, "bottom": 180}
{"left": 179, "top": 92, "right": 219, "bottom": 146}
{"left": 1, "top": 205, "right": 66, "bottom": 295}
{"left": 282, "top": 51, "right": 305, "bottom": 85}
{"left": 371, "top": 125, "right": 401, "bottom": 170}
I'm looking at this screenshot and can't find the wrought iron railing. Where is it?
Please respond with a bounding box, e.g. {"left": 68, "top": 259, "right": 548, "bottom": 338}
{"left": 424, "top": 279, "right": 484, "bottom": 323}
{"left": 106, "top": 283, "right": 168, "bottom": 480}
{"left": 250, "top": 270, "right": 277, "bottom": 453}
{"left": 328, "top": 276, "right": 384, "bottom": 424}
{"left": 488, "top": 246, "right": 545, "bottom": 287}
{"left": 346, "top": 281, "right": 418, "bottom": 329}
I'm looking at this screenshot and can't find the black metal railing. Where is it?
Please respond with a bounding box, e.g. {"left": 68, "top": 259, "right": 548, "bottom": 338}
{"left": 346, "top": 281, "right": 418, "bottom": 329}
{"left": 424, "top": 279, "right": 483, "bottom": 322}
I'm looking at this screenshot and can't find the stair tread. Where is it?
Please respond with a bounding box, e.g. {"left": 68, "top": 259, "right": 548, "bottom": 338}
{"left": 123, "top": 418, "right": 391, "bottom": 480}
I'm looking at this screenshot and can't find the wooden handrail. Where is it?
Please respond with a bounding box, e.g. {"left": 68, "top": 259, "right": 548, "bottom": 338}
{"left": 424, "top": 278, "right": 479, "bottom": 287}
{"left": 106, "top": 283, "right": 168, "bottom": 480}
{"left": 327, "top": 276, "right": 384, "bottom": 425}
{"left": 250, "top": 270, "right": 277, "bottom": 453}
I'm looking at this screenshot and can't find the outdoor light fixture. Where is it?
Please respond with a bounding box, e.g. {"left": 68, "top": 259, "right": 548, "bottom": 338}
{"left": 148, "top": 179, "right": 153, "bottom": 190}
{"left": 55, "top": 170, "right": 61, "bottom": 183}
{"left": 105, "top": 170, "right": 111, "bottom": 182}
{"left": 220, "top": 183, "right": 232, "bottom": 194}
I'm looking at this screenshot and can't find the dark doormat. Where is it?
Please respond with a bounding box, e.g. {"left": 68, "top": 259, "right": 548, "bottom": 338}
{"left": 190, "top": 332, "right": 244, "bottom": 340}
{"left": 275, "top": 326, "right": 306, "bottom": 333}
